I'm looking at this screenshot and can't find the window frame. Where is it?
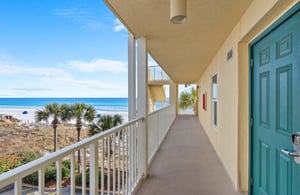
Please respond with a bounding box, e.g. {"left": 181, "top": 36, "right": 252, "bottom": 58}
{"left": 211, "top": 73, "right": 218, "bottom": 127}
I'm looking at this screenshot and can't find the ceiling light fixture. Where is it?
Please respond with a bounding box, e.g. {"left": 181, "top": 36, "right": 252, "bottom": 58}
{"left": 170, "top": 0, "right": 187, "bottom": 24}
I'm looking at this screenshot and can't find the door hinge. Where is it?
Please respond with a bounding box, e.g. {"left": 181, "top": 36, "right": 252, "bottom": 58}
{"left": 250, "top": 117, "right": 253, "bottom": 128}
{"left": 250, "top": 59, "right": 254, "bottom": 68}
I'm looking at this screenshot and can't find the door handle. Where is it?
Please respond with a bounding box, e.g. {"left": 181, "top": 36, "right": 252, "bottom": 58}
{"left": 281, "top": 149, "right": 300, "bottom": 157}
{"left": 281, "top": 132, "right": 300, "bottom": 164}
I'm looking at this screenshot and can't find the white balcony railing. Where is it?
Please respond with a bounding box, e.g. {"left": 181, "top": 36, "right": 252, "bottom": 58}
{"left": 0, "top": 104, "right": 176, "bottom": 195}
{"left": 0, "top": 117, "right": 145, "bottom": 195}
{"left": 148, "top": 104, "right": 176, "bottom": 163}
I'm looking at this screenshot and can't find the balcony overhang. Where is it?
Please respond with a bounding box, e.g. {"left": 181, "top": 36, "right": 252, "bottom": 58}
{"left": 104, "top": 0, "right": 252, "bottom": 83}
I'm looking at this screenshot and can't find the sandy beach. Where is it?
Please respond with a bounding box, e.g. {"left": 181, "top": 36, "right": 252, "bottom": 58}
{"left": 0, "top": 107, "right": 129, "bottom": 157}
{"left": 0, "top": 107, "right": 129, "bottom": 124}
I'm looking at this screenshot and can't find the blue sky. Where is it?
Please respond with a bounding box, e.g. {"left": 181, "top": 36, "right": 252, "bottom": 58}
{"left": 0, "top": 0, "right": 138, "bottom": 97}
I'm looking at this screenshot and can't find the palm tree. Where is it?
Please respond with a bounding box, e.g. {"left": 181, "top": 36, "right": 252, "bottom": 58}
{"left": 35, "top": 103, "right": 61, "bottom": 152}
{"left": 70, "top": 103, "right": 96, "bottom": 143}
{"left": 35, "top": 109, "right": 49, "bottom": 125}
{"left": 179, "top": 87, "right": 198, "bottom": 114}
{"left": 60, "top": 104, "right": 73, "bottom": 123}
{"left": 89, "top": 114, "right": 123, "bottom": 158}
{"left": 69, "top": 103, "right": 96, "bottom": 163}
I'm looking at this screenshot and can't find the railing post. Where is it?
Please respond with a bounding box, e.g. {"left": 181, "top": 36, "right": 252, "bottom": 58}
{"left": 137, "top": 37, "right": 148, "bottom": 178}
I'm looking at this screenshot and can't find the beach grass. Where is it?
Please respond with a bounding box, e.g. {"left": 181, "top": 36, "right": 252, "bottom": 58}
{"left": 0, "top": 120, "right": 90, "bottom": 157}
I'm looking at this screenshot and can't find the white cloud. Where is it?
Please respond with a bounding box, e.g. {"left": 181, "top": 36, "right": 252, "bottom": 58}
{"left": 86, "top": 21, "right": 102, "bottom": 30}
{"left": 12, "top": 88, "right": 53, "bottom": 92}
{"left": 0, "top": 53, "right": 128, "bottom": 97}
{"left": 68, "top": 59, "right": 127, "bottom": 73}
{"left": 113, "top": 19, "right": 127, "bottom": 32}
{"left": 52, "top": 8, "right": 103, "bottom": 30}
{"left": 67, "top": 79, "right": 120, "bottom": 90}
{"left": 0, "top": 53, "right": 71, "bottom": 78}
{"left": 0, "top": 63, "right": 71, "bottom": 78}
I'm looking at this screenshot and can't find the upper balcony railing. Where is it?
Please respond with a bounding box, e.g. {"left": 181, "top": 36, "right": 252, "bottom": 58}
{"left": 0, "top": 104, "right": 176, "bottom": 195}
{"left": 148, "top": 65, "right": 170, "bottom": 82}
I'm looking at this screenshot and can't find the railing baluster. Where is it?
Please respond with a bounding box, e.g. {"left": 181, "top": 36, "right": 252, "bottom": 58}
{"left": 90, "top": 141, "right": 99, "bottom": 195}
{"left": 137, "top": 122, "right": 140, "bottom": 180}
{"left": 130, "top": 124, "right": 133, "bottom": 192}
{"left": 14, "top": 178, "right": 22, "bottom": 195}
{"left": 142, "top": 119, "right": 146, "bottom": 176}
{"left": 138, "top": 122, "right": 141, "bottom": 180}
{"left": 133, "top": 122, "right": 136, "bottom": 185}
{"left": 101, "top": 138, "right": 104, "bottom": 195}
{"left": 70, "top": 153, "right": 75, "bottom": 195}
{"left": 126, "top": 127, "right": 129, "bottom": 195}
{"left": 82, "top": 148, "right": 86, "bottom": 195}
{"left": 108, "top": 136, "right": 111, "bottom": 193}
{"left": 56, "top": 160, "right": 62, "bottom": 195}
{"left": 122, "top": 128, "right": 125, "bottom": 195}
{"left": 113, "top": 133, "right": 116, "bottom": 195}
{"left": 139, "top": 120, "right": 142, "bottom": 179}
{"left": 118, "top": 130, "right": 121, "bottom": 194}
{"left": 38, "top": 168, "right": 45, "bottom": 194}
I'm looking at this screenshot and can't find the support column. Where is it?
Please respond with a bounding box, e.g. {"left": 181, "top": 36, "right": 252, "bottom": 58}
{"left": 170, "top": 82, "right": 179, "bottom": 116}
{"left": 137, "top": 37, "right": 148, "bottom": 177}
{"left": 128, "top": 32, "right": 136, "bottom": 121}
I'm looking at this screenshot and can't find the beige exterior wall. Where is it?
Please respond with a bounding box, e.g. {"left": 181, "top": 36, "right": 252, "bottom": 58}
{"left": 197, "top": 0, "right": 299, "bottom": 192}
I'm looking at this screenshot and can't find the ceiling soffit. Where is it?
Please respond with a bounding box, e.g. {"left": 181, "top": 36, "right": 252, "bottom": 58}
{"left": 104, "top": 0, "right": 253, "bottom": 83}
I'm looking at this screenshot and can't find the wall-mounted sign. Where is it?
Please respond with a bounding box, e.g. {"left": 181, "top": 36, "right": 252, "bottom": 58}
{"left": 227, "top": 48, "right": 233, "bottom": 61}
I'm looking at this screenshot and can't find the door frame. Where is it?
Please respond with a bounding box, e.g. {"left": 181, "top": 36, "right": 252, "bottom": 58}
{"left": 248, "top": 2, "right": 300, "bottom": 195}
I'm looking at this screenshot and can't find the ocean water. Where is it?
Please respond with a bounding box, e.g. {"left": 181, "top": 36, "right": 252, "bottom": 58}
{"left": 0, "top": 98, "right": 128, "bottom": 112}
{"left": 0, "top": 98, "right": 128, "bottom": 123}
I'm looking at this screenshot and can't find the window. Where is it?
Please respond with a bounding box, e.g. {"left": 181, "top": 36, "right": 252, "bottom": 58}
{"left": 212, "top": 74, "right": 217, "bottom": 127}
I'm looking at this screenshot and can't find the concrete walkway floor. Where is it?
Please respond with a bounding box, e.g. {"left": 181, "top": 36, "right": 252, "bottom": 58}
{"left": 135, "top": 115, "right": 246, "bottom": 195}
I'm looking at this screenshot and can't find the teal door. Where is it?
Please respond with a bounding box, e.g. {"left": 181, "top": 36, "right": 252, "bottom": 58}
{"left": 251, "top": 10, "right": 300, "bottom": 195}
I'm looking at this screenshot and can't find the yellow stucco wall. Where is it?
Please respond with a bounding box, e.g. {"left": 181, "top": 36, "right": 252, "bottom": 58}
{"left": 197, "top": 0, "right": 299, "bottom": 192}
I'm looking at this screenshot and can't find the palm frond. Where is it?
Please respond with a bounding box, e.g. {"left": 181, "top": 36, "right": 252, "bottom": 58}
{"left": 35, "top": 109, "right": 49, "bottom": 123}
{"left": 179, "top": 87, "right": 197, "bottom": 110}
{"left": 88, "top": 123, "right": 102, "bottom": 136}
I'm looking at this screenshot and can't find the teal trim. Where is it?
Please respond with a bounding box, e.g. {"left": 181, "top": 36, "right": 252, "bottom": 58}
{"left": 249, "top": 2, "right": 300, "bottom": 195}
{"left": 248, "top": 48, "right": 253, "bottom": 195}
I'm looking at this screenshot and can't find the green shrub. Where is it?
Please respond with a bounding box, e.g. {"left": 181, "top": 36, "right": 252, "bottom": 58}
{"left": 23, "top": 171, "right": 38, "bottom": 185}
{"left": 75, "top": 168, "right": 105, "bottom": 187}
{"left": 23, "top": 162, "right": 71, "bottom": 185}
{"left": 62, "top": 159, "right": 79, "bottom": 170}
{"left": 17, "top": 151, "right": 41, "bottom": 164}
{"left": 1, "top": 151, "right": 74, "bottom": 185}
{"left": 62, "top": 159, "right": 71, "bottom": 169}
